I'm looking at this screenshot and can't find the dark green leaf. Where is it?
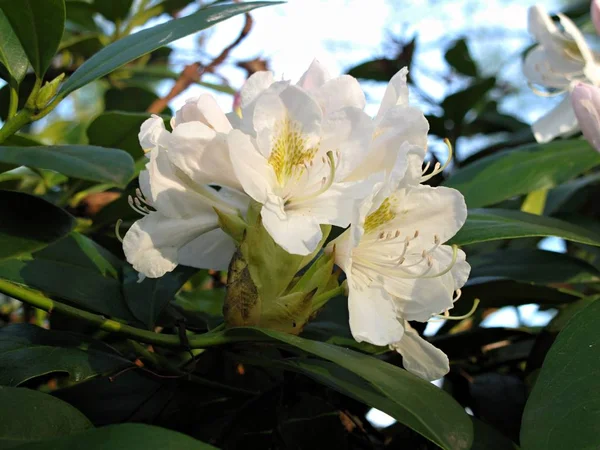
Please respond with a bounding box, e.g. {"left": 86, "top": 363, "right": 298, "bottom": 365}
{"left": 92, "top": 0, "right": 133, "bottom": 22}
{"left": 0, "top": 386, "right": 91, "bottom": 449}
{"left": 520, "top": 299, "right": 600, "bottom": 450}
{"left": 544, "top": 172, "right": 600, "bottom": 215}
{"left": 87, "top": 111, "right": 157, "bottom": 160}
{"left": 0, "top": 10, "right": 28, "bottom": 83}
{"left": 0, "top": 145, "right": 135, "bottom": 186}
{"left": 0, "top": 233, "right": 137, "bottom": 322}
{"left": 123, "top": 264, "right": 197, "bottom": 329}
{"left": 0, "top": 190, "right": 75, "bottom": 260}
{"left": 65, "top": 1, "right": 99, "bottom": 32}
{"left": 469, "top": 249, "right": 600, "bottom": 284}
{"left": 460, "top": 278, "right": 580, "bottom": 309}
{"left": 59, "top": 2, "right": 280, "bottom": 96}
{"left": 450, "top": 209, "right": 600, "bottom": 247}
{"left": 11, "top": 423, "right": 217, "bottom": 450}
{"left": 0, "top": 323, "right": 131, "bottom": 386}
{"left": 442, "top": 77, "right": 495, "bottom": 124}
{"left": 104, "top": 86, "right": 165, "bottom": 113}
{"left": 445, "top": 38, "right": 477, "bottom": 77}
{"left": 347, "top": 58, "right": 406, "bottom": 82}
{"left": 0, "top": 74, "right": 36, "bottom": 121}
{"left": 444, "top": 140, "right": 600, "bottom": 208}
{"left": 226, "top": 327, "right": 473, "bottom": 450}
{"left": 0, "top": 0, "right": 65, "bottom": 77}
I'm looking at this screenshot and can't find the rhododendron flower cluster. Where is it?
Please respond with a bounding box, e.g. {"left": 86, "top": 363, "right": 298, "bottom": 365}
{"left": 123, "top": 60, "right": 471, "bottom": 380}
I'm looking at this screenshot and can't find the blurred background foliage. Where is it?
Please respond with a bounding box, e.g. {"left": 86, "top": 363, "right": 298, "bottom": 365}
{"left": 1, "top": 0, "right": 600, "bottom": 449}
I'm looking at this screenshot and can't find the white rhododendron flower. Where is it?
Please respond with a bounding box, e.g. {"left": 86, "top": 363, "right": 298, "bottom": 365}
{"left": 524, "top": 4, "right": 600, "bottom": 142}
{"left": 226, "top": 62, "right": 379, "bottom": 256}
{"left": 123, "top": 115, "right": 249, "bottom": 278}
{"left": 326, "top": 69, "right": 470, "bottom": 380}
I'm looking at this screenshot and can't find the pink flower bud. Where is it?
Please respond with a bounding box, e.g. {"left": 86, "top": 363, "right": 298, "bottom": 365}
{"left": 593, "top": 0, "right": 600, "bottom": 35}
{"left": 571, "top": 82, "right": 600, "bottom": 152}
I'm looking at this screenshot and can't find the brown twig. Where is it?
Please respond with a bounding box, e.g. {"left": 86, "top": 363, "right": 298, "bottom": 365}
{"left": 146, "top": 12, "right": 254, "bottom": 114}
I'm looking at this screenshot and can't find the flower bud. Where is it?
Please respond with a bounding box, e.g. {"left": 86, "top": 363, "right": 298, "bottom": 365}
{"left": 593, "top": 0, "right": 600, "bottom": 36}
{"left": 34, "top": 73, "right": 65, "bottom": 110}
{"left": 571, "top": 82, "right": 600, "bottom": 152}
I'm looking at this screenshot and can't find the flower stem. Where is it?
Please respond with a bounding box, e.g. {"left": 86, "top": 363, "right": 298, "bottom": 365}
{"left": 0, "top": 279, "right": 248, "bottom": 349}
{"left": 311, "top": 284, "right": 346, "bottom": 313}
{"left": 7, "top": 78, "right": 19, "bottom": 120}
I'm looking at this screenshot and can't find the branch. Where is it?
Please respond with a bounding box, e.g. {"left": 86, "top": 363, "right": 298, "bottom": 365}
{"left": 0, "top": 279, "right": 263, "bottom": 349}
{"left": 146, "top": 12, "right": 254, "bottom": 114}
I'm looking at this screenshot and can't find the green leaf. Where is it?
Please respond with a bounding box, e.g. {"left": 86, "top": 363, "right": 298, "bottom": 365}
{"left": 460, "top": 278, "right": 580, "bottom": 309}
{"left": 0, "top": 233, "right": 138, "bottom": 323}
{"left": 442, "top": 77, "right": 495, "bottom": 124}
{"left": 104, "top": 86, "right": 166, "bottom": 114}
{"left": 0, "top": 386, "right": 91, "bottom": 449}
{"left": 0, "top": 11, "right": 28, "bottom": 83}
{"left": 445, "top": 38, "right": 477, "bottom": 77}
{"left": 347, "top": 58, "right": 406, "bottom": 82}
{"left": 469, "top": 249, "right": 600, "bottom": 284}
{"left": 0, "top": 190, "right": 75, "bottom": 260}
{"left": 65, "top": 1, "right": 99, "bottom": 32}
{"left": 92, "top": 0, "right": 133, "bottom": 22}
{"left": 449, "top": 209, "right": 600, "bottom": 247}
{"left": 123, "top": 264, "right": 197, "bottom": 329}
{"left": 87, "top": 111, "right": 157, "bottom": 160}
{"left": 226, "top": 327, "right": 473, "bottom": 450}
{"left": 59, "top": 2, "right": 280, "bottom": 96}
{"left": 0, "top": 0, "right": 66, "bottom": 78}
{"left": 544, "top": 172, "right": 600, "bottom": 215}
{"left": 13, "top": 423, "right": 218, "bottom": 450}
{"left": 444, "top": 140, "right": 600, "bottom": 208}
{"left": 0, "top": 145, "right": 134, "bottom": 186}
{"left": 471, "top": 418, "right": 520, "bottom": 450}
{"left": 0, "top": 323, "right": 131, "bottom": 387}
{"left": 520, "top": 299, "right": 600, "bottom": 450}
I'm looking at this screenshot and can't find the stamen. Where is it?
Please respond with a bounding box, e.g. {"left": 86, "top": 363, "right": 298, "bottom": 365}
{"left": 287, "top": 151, "right": 336, "bottom": 205}
{"left": 128, "top": 196, "right": 149, "bottom": 216}
{"left": 420, "top": 245, "right": 459, "bottom": 279}
{"left": 432, "top": 298, "right": 480, "bottom": 321}
{"left": 115, "top": 219, "right": 124, "bottom": 243}
{"left": 421, "top": 139, "right": 454, "bottom": 182}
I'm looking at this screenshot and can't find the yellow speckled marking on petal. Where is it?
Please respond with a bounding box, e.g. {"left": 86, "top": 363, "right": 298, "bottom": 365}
{"left": 268, "top": 118, "right": 318, "bottom": 185}
{"left": 364, "top": 197, "right": 396, "bottom": 233}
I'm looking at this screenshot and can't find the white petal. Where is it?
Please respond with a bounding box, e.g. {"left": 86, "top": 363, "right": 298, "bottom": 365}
{"left": 291, "top": 177, "right": 379, "bottom": 228}
{"left": 138, "top": 115, "right": 165, "bottom": 153}
{"left": 178, "top": 228, "right": 236, "bottom": 271}
{"left": 528, "top": 5, "right": 558, "bottom": 45}
{"left": 389, "top": 185, "right": 468, "bottom": 246}
{"left": 391, "top": 322, "right": 449, "bottom": 381}
{"left": 123, "top": 211, "right": 218, "bottom": 278}
{"left": 326, "top": 228, "right": 354, "bottom": 273}
{"left": 227, "top": 129, "right": 276, "bottom": 204}
{"left": 375, "top": 67, "right": 409, "bottom": 121}
{"left": 297, "top": 59, "right": 332, "bottom": 92}
{"left": 261, "top": 196, "right": 323, "bottom": 255}
{"left": 375, "top": 105, "right": 429, "bottom": 149}
{"left": 320, "top": 107, "right": 374, "bottom": 179}
{"left": 347, "top": 277, "right": 405, "bottom": 346}
{"left": 168, "top": 121, "right": 242, "bottom": 190}
{"left": 279, "top": 85, "right": 323, "bottom": 137}
{"left": 571, "top": 82, "right": 600, "bottom": 152}
{"left": 314, "top": 75, "right": 366, "bottom": 114}
{"left": 522, "top": 46, "right": 580, "bottom": 89}
{"left": 172, "top": 94, "right": 232, "bottom": 132}
{"left": 532, "top": 95, "right": 579, "bottom": 143}
{"left": 240, "top": 71, "right": 274, "bottom": 109}
{"left": 145, "top": 146, "right": 216, "bottom": 218}
{"left": 558, "top": 14, "right": 596, "bottom": 72}
{"left": 253, "top": 92, "right": 288, "bottom": 158}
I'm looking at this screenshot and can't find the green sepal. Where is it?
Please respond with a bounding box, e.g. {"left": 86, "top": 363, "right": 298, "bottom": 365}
{"left": 260, "top": 288, "right": 318, "bottom": 335}
{"left": 222, "top": 245, "right": 261, "bottom": 327}
{"left": 213, "top": 207, "right": 247, "bottom": 243}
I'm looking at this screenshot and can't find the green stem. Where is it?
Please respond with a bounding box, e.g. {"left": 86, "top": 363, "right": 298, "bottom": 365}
{"left": 7, "top": 78, "right": 19, "bottom": 120}
{"left": 0, "top": 279, "right": 254, "bottom": 349}
{"left": 0, "top": 109, "right": 32, "bottom": 144}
